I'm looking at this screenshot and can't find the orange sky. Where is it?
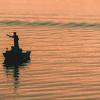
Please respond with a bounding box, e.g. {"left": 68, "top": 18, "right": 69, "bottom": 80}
{"left": 0, "top": 0, "right": 100, "bottom": 17}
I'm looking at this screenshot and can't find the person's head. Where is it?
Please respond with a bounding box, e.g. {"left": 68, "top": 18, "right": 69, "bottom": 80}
{"left": 13, "top": 32, "right": 17, "bottom": 35}
{"left": 11, "top": 46, "right": 13, "bottom": 49}
{"left": 6, "top": 48, "right": 8, "bottom": 51}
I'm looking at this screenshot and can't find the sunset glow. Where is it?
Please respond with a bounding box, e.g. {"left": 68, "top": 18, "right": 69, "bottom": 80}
{"left": 0, "top": 0, "right": 100, "bottom": 17}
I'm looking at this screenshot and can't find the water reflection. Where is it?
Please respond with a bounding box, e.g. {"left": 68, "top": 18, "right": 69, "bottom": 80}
{"left": 3, "top": 60, "right": 30, "bottom": 92}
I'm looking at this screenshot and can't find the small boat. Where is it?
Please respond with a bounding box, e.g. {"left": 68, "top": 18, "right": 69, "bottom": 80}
{"left": 3, "top": 32, "right": 31, "bottom": 64}
{"left": 3, "top": 47, "right": 31, "bottom": 64}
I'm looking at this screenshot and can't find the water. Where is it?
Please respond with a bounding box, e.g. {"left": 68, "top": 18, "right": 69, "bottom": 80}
{"left": 0, "top": 16, "right": 100, "bottom": 100}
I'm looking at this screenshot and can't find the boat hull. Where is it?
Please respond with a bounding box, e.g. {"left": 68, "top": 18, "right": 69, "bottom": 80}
{"left": 3, "top": 51, "right": 31, "bottom": 64}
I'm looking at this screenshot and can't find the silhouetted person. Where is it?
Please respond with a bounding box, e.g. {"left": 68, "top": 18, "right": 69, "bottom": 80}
{"left": 7, "top": 32, "right": 19, "bottom": 48}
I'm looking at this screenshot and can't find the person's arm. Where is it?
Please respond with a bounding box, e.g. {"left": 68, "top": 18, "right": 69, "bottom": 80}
{"left": 6, "top": 34, "right": 13, "bottom": 38}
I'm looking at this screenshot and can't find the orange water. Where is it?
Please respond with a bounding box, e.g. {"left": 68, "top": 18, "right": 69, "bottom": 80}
{"left": 0, "top": 24, "right": 100, "bottom": 100}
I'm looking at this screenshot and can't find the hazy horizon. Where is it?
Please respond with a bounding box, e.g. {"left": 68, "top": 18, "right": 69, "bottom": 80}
{"left": 0, "top": 0, "right": 99, "bottom": 17}
{"left": 0, "top": 0, "right": 99, "bottom": 23}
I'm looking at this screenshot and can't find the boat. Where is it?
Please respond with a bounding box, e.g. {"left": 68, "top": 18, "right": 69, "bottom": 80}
{"left": 3, "top": 32, "right": 31, "bottom": 64}
{"left": 3, "top": 47, "right": 31, "bottom": 64}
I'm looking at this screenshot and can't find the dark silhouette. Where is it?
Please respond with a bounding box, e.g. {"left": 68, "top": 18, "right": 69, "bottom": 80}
{"left": 3, "top": 32, "right": 31, "bottom": 64}
{"left": 7, "top": 32, "right": 19, "bottom": 48}
{"left": 3, "top": 60, "right": 30, "bottom": 93}
{"left": 3, "top": 32, "right": 31, "bottom": 93}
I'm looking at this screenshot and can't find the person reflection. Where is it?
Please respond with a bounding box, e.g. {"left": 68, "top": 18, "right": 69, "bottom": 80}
{"left": 4, "top": 63, "right": 20, "bottom": 92}
{"left": 3, "top": 60, "right": 30, "bottom": 93}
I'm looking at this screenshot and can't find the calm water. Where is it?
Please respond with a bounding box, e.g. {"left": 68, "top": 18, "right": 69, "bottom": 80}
{"left": 0, "top": 16, "right": 100, "bottom": 100}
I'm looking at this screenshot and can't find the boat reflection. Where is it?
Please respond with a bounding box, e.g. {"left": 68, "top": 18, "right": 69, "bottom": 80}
{"left": 3, "top": 60, "right": 30, "bottom": 93}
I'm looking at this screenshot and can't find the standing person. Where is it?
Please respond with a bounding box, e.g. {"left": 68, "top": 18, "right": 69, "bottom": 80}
{"left": 7, "top": 32, "right": 19, "bottom": 48}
